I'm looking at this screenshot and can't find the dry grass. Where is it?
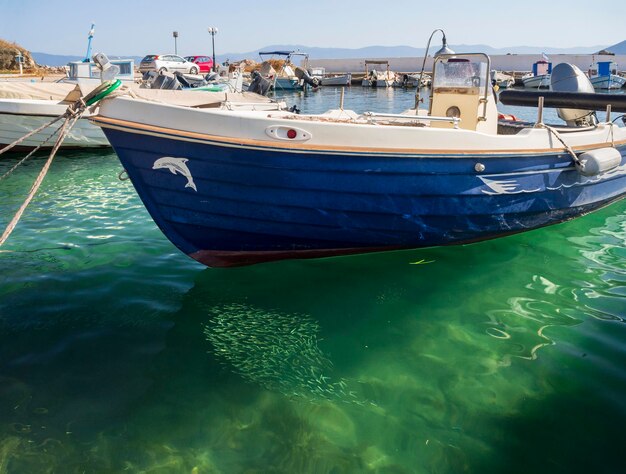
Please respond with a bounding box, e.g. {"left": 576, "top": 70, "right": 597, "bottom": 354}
{"left": 0, "top": 38, "right": 36, "bottom": 71}
{"left": 0, "top": 39, "right": 23, "bottom": 49}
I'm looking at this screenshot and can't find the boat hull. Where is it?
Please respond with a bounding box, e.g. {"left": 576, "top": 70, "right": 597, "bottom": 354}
{"left": 321, "top": 74, "right": 351, "bottom": 86}
{"left": 590, "top": 74, "right": 626, "bottom": 90}
{"left": 98, "top": 121, "right": 626, "bottom": 267}
{"left": 0, "top": 99, "right": 109, "bottom": 150}
{"left": 274, "top": 77, "right": 302, "bottom": 91}
{"left": 522, "top": 74, "right": 551, "bottom": 89}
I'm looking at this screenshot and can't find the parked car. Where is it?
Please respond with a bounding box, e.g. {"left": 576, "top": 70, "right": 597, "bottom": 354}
{"left": 184, "top": 55, "right": 214, "bottom": 73}
{"left": 139, "top": 54, "right": 199, "bottom": 74}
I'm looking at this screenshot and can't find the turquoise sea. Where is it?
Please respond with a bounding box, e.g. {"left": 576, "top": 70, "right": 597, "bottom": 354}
{"left": 1, "top": 87, "right": 625, "bottom": 473}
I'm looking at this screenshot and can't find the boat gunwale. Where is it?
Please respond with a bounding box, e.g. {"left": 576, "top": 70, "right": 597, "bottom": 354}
{"left": 92, "top": 115, "right": 626, "bottom": 157}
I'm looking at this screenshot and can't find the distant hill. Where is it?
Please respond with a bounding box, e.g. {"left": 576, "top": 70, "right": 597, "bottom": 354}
{"left": 29, "top": 41, "right": 622, "bottom": 67}
{"left": 218, "top": 43, "right": 610, "bottom": 62}
{"left": 601, "top": 40, "right": 626, "bottom": 54}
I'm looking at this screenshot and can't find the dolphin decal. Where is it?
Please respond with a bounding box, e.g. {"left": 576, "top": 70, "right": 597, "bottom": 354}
{"left": 152, "top": 157, "right": 197, "bottom": 192}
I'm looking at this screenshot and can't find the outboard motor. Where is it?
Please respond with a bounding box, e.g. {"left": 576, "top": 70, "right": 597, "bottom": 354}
{"left": 205, "top": 71, "right": 219, "bottom": 82}
{"left": 173, "top": 71, "right": 207, "bottom": 89}
{"left": 142, "top": 70, "right": 159, "bottom": 87}
{"left": 248, "top": 70, "right": 272, "bottom": 96}
{"left": 149, "top": 72, "right": 182, "bottom": 90}
{"left": 550, "top": 63, "right": 597, "bottom": 127}
{"left": 294, "top": 66, "right": 321, "bottom": 88}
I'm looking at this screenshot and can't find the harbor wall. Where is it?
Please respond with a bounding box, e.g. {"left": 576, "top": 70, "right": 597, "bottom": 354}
{"left": 308, "top": 54, "right": 626, "bottom": 75}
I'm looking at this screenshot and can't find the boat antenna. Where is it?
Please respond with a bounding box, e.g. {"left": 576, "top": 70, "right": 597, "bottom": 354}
{"left": 415, "top": 28, "right": 454, "bottom": 111}
{"left": 83, "top": 22, "right": 95, "bottom": 63}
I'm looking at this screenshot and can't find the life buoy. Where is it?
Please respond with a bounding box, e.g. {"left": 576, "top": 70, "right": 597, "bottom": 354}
{"left": 498, "top": 113, "right": 519, "bottom": 121}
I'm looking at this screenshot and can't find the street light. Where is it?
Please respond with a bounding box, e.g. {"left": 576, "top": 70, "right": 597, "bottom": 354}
{"left": 415, "top": 29, "right": 455, "bottom": 109}
{"left": 208, "top": 27, "right": 218, "bottom": 72}
{"left": 173, "top": 31, "right": 179, "bottom": 55}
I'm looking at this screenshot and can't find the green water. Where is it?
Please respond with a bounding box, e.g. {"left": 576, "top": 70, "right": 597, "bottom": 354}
{"left": 1, "top": 89, "right": 625, "bottom": 473}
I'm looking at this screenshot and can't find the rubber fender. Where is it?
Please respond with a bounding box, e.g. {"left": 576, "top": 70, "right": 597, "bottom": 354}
{"left": 576, "top": 147, "right": 622, "bottom": 176}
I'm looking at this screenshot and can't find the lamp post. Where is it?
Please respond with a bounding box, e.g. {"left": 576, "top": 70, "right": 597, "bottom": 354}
{"left": 207, "top": 27, "right": 218, "bottom": 72}
{"left": 173, "top": 31, "right": 179, "bottom": 55}
{"left": 415, "top": 29, "right": 455, "bottom": 110}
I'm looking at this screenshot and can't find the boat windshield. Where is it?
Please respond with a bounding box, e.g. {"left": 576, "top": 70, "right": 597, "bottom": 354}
{"left": 433, "top": 59, "right": 488, "bottom": 89}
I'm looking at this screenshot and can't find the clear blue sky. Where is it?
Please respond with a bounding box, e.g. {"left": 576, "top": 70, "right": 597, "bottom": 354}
{"left": 1, "top": 0, "right": 624, "bottom": 56}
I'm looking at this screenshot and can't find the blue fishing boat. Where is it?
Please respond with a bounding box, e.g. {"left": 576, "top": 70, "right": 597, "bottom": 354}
{"left": 588, "top": 61, "right": 626, "bottom": 90}
{"left": 91, "top": 54, "right": 626, "bottom": 267}
{"left": 522, "top": 58, "right": 552, "bottom": 89}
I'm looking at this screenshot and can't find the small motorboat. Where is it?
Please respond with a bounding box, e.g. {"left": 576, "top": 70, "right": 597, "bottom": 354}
{"left": 522, "top": 59, "right": 552, "bottom": 89}
{"left": 362, "top": 60, "right": 396, "bottom": 87}
{"left": 0, "top": 54, "right": 135, "bottom": 150}
{"left": 588, "top": 61, "right": 626, "bottom": 90}
{"left": 91, "top": 53, "right": 626, "bottom": 267}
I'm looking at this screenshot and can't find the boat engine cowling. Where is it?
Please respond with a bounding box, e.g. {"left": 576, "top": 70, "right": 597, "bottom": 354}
{"left": 294, "top": 67, "right": 321, "bottom": 87}
{"left": 248, "top": 70, "right": 272, "bottom": 96}
{"left": 550, "top": 63, "right": 597, "bottom": 127}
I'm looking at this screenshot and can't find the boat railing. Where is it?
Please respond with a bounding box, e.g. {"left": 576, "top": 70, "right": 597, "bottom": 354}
{"left": 362, "top": 111, "right": 461, "bottom": 129}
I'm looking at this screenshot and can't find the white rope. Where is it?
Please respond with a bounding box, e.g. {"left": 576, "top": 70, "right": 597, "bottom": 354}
{"left": 0, "top": 81, "right": 121, "bottom": 248}
{"left": 536, "top": 123, "right": 581, "bottom": 166}
{"left": 0, "top": 118, "right": 69, "bottom": 182}
{"left": 0, "top": 115, "right": 77, "bottom": 247}
{"left": 0, "top": 114, "right": 66, "bottom": 157}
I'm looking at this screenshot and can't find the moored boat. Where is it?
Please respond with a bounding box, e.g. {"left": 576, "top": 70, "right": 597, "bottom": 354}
{"left": 522, "top": 59, "right": 552, "bottom": 88}
{"left": 362, "top": 60, "right": 395, "bottom": 87}
{"left": 310, "top": 67, "right": 352, "bottom": 87}
{"left": 257, "top": 51, "right": 319, "bottom": 91}
{"left": 0, "top": 55, "right": 135, "bottom": 150}
{"left": 588, "top": 61, "right": 626, "bottom": 90}
{"left": 91, "top": 53, "right": 626, "bottom": 267}
{"left": 491, "top": 70, "right": 515, "bottom": 89}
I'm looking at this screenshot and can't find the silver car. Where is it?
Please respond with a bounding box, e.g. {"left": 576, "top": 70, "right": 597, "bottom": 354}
{"left": 139, "top": 54, "right": 199, "bottom": 74}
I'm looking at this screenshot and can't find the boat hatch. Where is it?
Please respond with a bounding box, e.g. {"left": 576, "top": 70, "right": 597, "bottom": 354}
{"left": 429, "top": 53, "right": 497, "bottom": 133}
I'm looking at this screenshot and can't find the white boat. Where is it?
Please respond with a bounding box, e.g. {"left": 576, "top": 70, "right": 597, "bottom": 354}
{"left": 90, "top": 54, "right": 626, "bottom": 268}
{"left": 0, "top": 82, "right": 271, "bottom": 151}
{"left": 362, "top": 60, "right": 395, "bottom": 87}
{"left": 491, "top": 70, "right": 515, "bottom": 89}
{"left": 257, "top": 51, "right": 319, "bottom": 91}
{"left": 0, "top": 82, "right": 110, "bottom": 150}
{"left": 522, "top": 59, "right": 552, "bottom": 89}
{"left": 0, "top": 56, "right": 137, "bottom": 150}
{"left": 588, "top": 61, "right": 626, "bottom": 90}
{"left": 394, "top": 73, "right": 431, "bottom": 88}
{"left": 310, "top": 67, "right": 352, "bottom": 87}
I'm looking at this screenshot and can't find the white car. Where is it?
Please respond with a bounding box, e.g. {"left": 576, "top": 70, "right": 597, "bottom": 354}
{"left": 139, "top": 54, "right": 199, "bottom": 74}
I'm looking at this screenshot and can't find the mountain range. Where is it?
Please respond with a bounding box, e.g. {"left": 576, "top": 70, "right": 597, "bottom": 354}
{"left": 31, "top": 40, "right": 626, "bottom": 67}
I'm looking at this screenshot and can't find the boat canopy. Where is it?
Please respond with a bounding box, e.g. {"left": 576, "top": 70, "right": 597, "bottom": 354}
{"left": 259, "top": 51, "right": 295, "bottom": 56}
{"left": 597, "top": 61, "right": 615, "bottom": 76}
{"left": 0, "top": 82, "right": 77, "bottom": 100}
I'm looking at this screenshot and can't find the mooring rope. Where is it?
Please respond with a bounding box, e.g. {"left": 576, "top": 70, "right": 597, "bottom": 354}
{"left": 0, "top": 115, "right": 74, "bottom": 247}
{"left": 0, "top": 118, "right": 69, "bottom": 182}
{"left": 0, "top": 114, "right": 66, "bottom": 157}
{"left": 536, "top": 123, "right": 582, "bottom": 166}
{"left": 0, "top": 80, "right": 121, "bottom": 248}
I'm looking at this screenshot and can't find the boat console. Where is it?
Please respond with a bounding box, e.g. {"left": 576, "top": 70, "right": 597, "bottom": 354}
{"left": 428, "top": 53, "right": 498, "bottom": 134}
